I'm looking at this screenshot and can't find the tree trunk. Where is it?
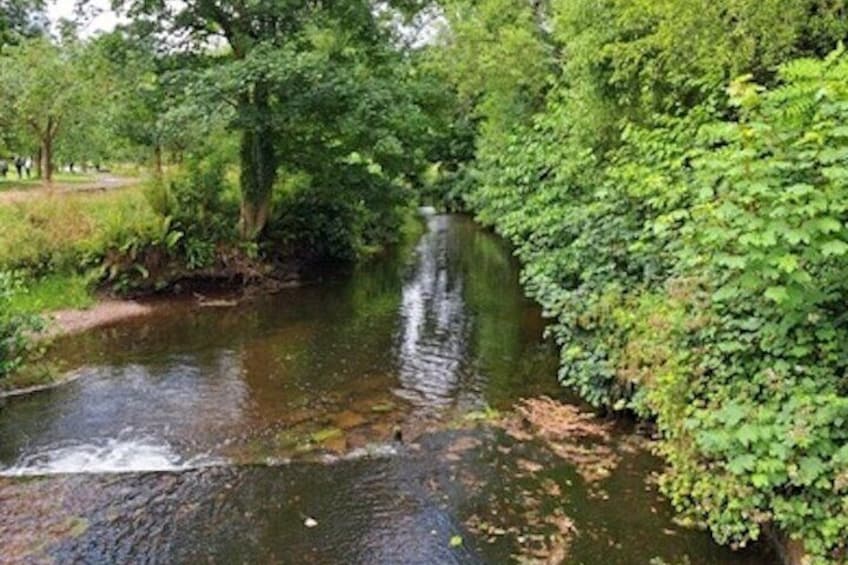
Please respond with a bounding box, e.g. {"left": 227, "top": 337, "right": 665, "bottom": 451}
{"left": 41, "top": 136, "right": 53, "bottom": 184}
{"left": 153, "top": 144, "right": 163, "bottom": 178}
{"left": 238, "top": 85, "right": 277, "bottom": 240}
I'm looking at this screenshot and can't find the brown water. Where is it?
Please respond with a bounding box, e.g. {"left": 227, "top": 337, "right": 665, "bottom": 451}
{"left": 0, "top": 212, "right": 773, "bottom": 564}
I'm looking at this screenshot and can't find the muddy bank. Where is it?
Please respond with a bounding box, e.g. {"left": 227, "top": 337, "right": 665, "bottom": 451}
{"left": 47, "top": 300, "right": 155, "bottom": 337}
{"left": 47, "top": 266, "right": 305, "bottom": 339}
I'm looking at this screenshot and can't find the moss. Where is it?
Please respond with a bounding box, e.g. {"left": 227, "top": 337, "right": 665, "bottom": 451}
{"left": 309, "top": 427, "right": 343, "bottom": 444}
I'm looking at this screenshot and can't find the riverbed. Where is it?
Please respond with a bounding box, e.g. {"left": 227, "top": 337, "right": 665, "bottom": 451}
{"left": 0, "top": 213, "right": 773, "bottom": 563}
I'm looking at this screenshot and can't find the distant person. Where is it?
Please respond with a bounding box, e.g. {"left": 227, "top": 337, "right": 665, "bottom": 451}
{"left": 24, "top": 157, "right": 32, "bottom": 178}
{"left": 14, "top": 156, "right": 23, "bottom": 179}
{"left": 0, "top": 158, "right": 8, "bottom": 178}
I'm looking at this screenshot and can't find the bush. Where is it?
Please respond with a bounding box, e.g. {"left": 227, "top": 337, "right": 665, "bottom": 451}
{"left": 467, "top": 49, "right": 848, "bottom": 562}
{"left": 146, "top": 153, "right": 240, "bottom": 269}
{"left": 268, "top": 191, "right": 367, "bottom": 262}
{"left": 0, "top": 271, "right": 43, "bottom": 380}
{"left": 266, "top": 162, "right": 413, "bottom": 262}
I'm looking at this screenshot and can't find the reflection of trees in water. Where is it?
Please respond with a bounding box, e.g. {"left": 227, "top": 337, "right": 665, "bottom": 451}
{"left": 454, "top": 217, "right": 559, "bottom": 404}
{"left": 395, "top": 215, "right": 478, "bottom": 410}
{"left": 394, "top": 214, "right": 557, "bottom": 413}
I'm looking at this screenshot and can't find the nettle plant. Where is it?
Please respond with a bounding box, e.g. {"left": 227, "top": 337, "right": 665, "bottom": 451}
{"left": 658, "top": 50, "right": 848, "bottom": 561}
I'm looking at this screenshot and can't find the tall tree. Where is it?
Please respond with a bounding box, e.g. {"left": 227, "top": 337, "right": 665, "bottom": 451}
{"left": 114, "top": 0, "right": 428, "bottom": 239}
{"left": 0, "top": 37, "right": 96, "bottom": 182}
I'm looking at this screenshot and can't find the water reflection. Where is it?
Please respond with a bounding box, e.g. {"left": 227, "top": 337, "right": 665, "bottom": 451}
{"left": 396, "top": 213, "right": 476, "bottom": 411}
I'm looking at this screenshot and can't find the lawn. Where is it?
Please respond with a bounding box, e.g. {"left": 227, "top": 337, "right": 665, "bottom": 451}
{"left": 0, "top": 172, "right": 99, "bottom": 191}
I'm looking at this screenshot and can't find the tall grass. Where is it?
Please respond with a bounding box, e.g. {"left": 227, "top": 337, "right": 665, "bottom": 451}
{"left": 0, "top": 186, "right": 164, "bottom": 274}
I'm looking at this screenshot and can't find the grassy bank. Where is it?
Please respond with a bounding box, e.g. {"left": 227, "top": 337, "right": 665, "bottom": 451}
{"left": 8, "top": 273, "right": 95, "bottom": 315}
{"left": 0, "top": 186, "right": 161, "bottom": 274}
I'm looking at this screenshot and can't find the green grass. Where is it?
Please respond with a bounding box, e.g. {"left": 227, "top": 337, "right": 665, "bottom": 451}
{"left": 0, "top": 184, "right": 163, "bottom": 272}
{"left": 10, "top": 272, "right": 96, "bottom": 315}
{"left": 0, "top": 172, "right": 98, "bottom": 191}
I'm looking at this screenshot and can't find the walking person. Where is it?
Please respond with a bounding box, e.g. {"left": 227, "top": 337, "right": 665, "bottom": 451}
{"left": 24, "top": 157, "right": 32, "bottom": 178}
{"left": 0, "top": 158, "right": 8, "bottom": 178}
{"left": 14, "top": 156, "right": 23, "bottom": 179}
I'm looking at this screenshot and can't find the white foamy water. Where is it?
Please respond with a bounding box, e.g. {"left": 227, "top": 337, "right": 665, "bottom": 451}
{"left": 0, "top": 437, "right": 223, "bottom": 477}
{"left": 322, "top": 443, "right": 401, "bottom": 464}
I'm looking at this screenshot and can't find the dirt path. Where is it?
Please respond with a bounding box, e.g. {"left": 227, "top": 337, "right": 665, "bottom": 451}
{"left": 0, "top": 175, "right": 140, "bottom": 205}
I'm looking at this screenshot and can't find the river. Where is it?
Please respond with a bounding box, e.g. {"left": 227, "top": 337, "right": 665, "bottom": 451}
{"left": 0, "top": 212, "right": 772, "bottom": 563}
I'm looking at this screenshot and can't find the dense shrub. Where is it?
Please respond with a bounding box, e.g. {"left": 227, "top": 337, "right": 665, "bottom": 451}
{"left": 268, "top": 192, "right": 367, "bottom": 262}
{"left": 266, "top": 162, "right": 414, "bottom": 262}
{"left": 0, "top": 271, "right": 43, "bottom": 380}
{"left": 146, "top": 154, "right": 240, "bottom": 269}
{"left": 467, "top": 50, "right": 848, "bottom": 562}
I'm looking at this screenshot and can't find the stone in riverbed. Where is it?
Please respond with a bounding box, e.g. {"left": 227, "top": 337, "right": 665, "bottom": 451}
{"left": 334, "top": 410, "right": 367, "bottom": 429}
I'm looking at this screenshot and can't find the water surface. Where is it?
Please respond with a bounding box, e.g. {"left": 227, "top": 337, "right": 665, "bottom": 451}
{"left": 0, "top": 213, "right": 771, "bottom": 563}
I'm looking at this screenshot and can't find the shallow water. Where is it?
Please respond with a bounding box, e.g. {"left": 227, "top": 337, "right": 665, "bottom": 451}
{"left": 0, "top": 213, "right": 772, "bottom": 563}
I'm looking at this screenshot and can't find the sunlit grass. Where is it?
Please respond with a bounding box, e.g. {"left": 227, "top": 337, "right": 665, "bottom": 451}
{"left": 0, "top": 172, "right": 99, "bottom": 191}
{"left": 0, "top": 184, "right": 162, "bottom": 272}
{"left": 10, "top": 272, "right": 96, "bottom": 314}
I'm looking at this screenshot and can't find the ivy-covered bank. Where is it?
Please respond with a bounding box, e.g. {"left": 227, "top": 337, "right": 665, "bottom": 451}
{"left": 427, "top": 1, "right": 848, "bottom": 562}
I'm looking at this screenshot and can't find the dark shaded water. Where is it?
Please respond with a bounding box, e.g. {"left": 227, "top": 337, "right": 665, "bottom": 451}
{"left": 0, "top": 213, "right": 772, "bottom": 563}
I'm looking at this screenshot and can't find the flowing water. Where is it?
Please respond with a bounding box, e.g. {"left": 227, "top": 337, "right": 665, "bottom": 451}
{"left": 0, "top": 212, "right": 773, "bottom": 564}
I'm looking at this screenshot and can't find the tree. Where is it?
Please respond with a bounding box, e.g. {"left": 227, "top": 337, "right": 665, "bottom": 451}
{"left": 114, "top": 0, "right": 431, "bottom": 239}
{"left": 0, "top": 0, "right": 46, "bottom": 46}
{"left": 0, "top": 37, "right": 98, "bottom": 182}
{"left": 90, "top": 29, "right": 197, "bottom": 176}
{"left": 430, "top": 0, "right": 554, "bottom": 147}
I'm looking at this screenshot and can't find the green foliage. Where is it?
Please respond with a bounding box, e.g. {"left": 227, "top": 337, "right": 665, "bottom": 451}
{"left": 269, "top": 187, "right": 379, "bottom": 263}
{"left": 0, "top": 271, "right": 43, "bottom": 380}
{"left": 657, "top": 51, "right": 848, "bottom": 561}
{"left": 0, "top": 0, "right": 46, "bottom": 47}
{"left": 432, "top": 0, "right": 553, "bottom": 145}
{"left": 435, "top": 0, "right": 848, "bottom": 559}
{"left": 147, "top": 153, "right": 240, "bottom": 269}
